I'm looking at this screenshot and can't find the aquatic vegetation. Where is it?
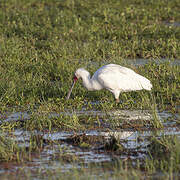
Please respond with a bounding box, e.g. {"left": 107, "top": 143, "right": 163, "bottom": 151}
{"left": 0, "top": 0, "right": 179, "bottom": 179}
{"left": 0, "top": 133, "right": 45, "bottom": 162}
{"left": 146, "top": 136, "right": 180, "bottom": 175}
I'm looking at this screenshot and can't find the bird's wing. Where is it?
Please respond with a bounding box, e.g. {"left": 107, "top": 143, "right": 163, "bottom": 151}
{"left": 96, "top": 65, "right": 151, "bottom": 91}
{"left": 96, "top": 66, "right": 129, "bottom": 90}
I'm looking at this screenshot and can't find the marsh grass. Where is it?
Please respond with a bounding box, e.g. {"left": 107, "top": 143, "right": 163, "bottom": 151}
{"left": 0, "top": 0, "right": 179, "bottom": 179}
{"left": 0, "top": 136, "right": 19, "bottom": 162}
{"left": 145, "top": 136, "right": 180, "bottom": 177}
{"left": 0, "top": 133, "right": 44, "bottom": 162}
{"left": 0, "top": 0, "right": 179, "bottom": 110}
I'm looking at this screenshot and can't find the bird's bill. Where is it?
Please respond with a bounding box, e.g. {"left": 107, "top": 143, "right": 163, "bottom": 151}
{"left": 66, "top": 76, "right": 78, "bottom": 100}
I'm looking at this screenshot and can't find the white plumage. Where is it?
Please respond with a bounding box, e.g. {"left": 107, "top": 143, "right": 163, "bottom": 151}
{"left": 66, "top": 64, "right": 152, "bottom": 102}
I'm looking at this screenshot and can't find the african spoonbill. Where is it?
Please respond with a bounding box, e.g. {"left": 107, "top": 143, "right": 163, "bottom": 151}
{"left": 66, "top": 64, "right": 152, "bottom": 102}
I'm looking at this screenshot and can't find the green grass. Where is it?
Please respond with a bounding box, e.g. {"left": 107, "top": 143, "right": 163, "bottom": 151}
{"left": 0, "top": 133, "right": 44, "bottom": 162}
{"left": 0, "top": 0, "right": 179, "bottom": 110}
{"left": 145, "top": 135, "right": 180, "bottom": 178}
{"left": 0, "top": 0, "right": 179, "bottom": 179}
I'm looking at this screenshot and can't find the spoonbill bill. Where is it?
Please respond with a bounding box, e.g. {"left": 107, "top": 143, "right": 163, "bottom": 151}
{"left": 66, "top": 64, "right": 152, "bottom": 102}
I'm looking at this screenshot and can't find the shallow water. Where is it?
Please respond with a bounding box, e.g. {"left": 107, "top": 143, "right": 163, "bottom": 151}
{"left": 123, "top": 58, "right": 180, "bottom": 66}
{"left": 80, "top": 58, "right": 180, "bottom": 72}
{"left": 0, "top": 109, "right": 179, "bottom": 176}
{"left": 163, "top": 21, "right": 180, "bottom": 27}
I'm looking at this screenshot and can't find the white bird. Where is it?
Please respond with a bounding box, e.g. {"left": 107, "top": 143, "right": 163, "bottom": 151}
{"left": 66, "top": 64, "right": 152, "bottom": 102}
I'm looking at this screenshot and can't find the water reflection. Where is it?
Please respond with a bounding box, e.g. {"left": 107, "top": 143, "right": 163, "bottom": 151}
{"left": 0, "top": 109, "right": 179, "bottom": 175}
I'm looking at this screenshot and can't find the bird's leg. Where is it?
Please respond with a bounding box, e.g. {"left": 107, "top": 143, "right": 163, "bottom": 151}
{"left": 112, "top": 91, "right": 120, "bottom": 103}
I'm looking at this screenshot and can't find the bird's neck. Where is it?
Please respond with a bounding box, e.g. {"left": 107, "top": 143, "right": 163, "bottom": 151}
{"left": 81, "top": 74, "right": 94, "bottom": 91}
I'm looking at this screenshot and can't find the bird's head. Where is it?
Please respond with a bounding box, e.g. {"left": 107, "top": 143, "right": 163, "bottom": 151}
{"left": 74, "top": 68, "right": 89, "bottom": 81}
{"left": 66, "top": 68, "right": 88, "bottom": 100}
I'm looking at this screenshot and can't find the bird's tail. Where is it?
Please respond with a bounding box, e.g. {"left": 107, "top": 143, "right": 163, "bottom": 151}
{"left": 141, "top": 78, "right": 152, "bottom": 91}
{"left": 136, "top": 73, "right": 152, "bottom": 91}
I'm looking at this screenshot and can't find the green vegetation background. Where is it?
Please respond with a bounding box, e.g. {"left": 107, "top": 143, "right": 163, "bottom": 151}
{"left": 0, "top": 0, "right": 179, "bottom": 110}
{"left": 0, "top": 1, "right": 179, "bottom": 178}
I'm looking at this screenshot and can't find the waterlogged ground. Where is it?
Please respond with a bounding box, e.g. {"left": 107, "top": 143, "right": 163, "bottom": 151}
{"left": 0, "top": 0, "right": 179, "bottom": 179}
{"left": 0, "top": 57, "right": 179, "bottom": 179}
{"left": 0, "top": 108, "right": 179, "bottom": 179}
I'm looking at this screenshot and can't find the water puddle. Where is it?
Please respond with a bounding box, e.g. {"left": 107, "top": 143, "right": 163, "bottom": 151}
{"left": 163, "top": 21, "right": 180, "bottom": 27}
{"left": 122, "top": 58, "right": 180, "bottom": 66}
{"left": 79, "top": 58, "right": 180, "bottom": 71}
{"left": 0, "top": 111, "right": 29, "bottom": 123}
{"left": 0, "top": 109, "right": 179, "bottom": 177}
